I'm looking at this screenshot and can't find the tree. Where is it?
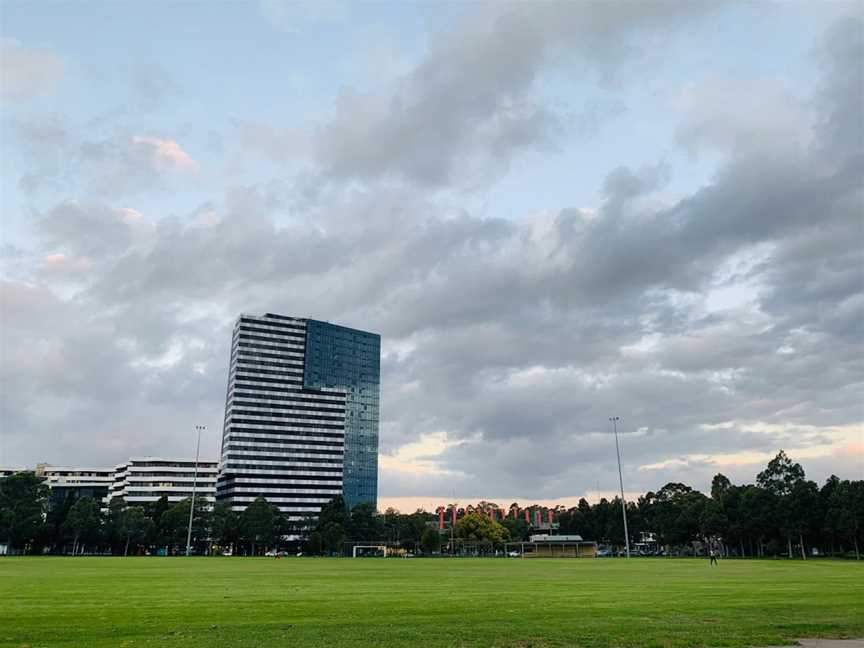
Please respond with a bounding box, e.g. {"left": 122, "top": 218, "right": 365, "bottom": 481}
{"left": 401, "top": 510, "right": 434, "bottom": 547}
{"left": 0, "top": 472, "right": 49, "bottom": 553}
{"left": 757, "top": 451, "right": 806, "bottom": 557}
{"left": 740, "top": 485, "right": 778, "bottom": 557}
{"left": 45, "top": 489, "right": 80, "bottom": 553}
{"left": 320, "top": 521, "right": 345, "bottom": 555}
{"left": 306, "top": 531, "right": 323, "bottom": 556}
{"left": 317, "top": 496, "right": 348, "bottom": 528}
{"left": 557, "top": 498, "right": 593, "bottom": 539}
{"left": 719, "top": 485, "right": 748, "bottom": 556}
{"left": 421, "top": 527, "right": 441, "bottom": 554}
{"left": 757, "top": 450, "right": 805, "bottom": 497}
{"left": 347, "top": 502, "right": 381, "bottom": 540}
{"left": 104, "top": 498, "right": 127, "bottom": 554}
{"left": 820, "top": 476, "right": 843, "bottom": 554}
{"left": 711, "top": 474, "right": 732, "bottom": 502}
{"left": 786, "top": 480, "right": 820, "bottom": 559}
{"left": 313, "top": 496, "right": 348, "bottom": 554}
{"left": 63, "top": 497, "right": 101, "bottom": 555}
{"left": 500, "top": 516, "right": 529, "bottom": 542}
{"left": 241, "top": 496, "right": 283, "bottom": 555}
{"left": 120, "top": 507, "right": 153, "bottom": 556}
{"left": 160, "top": 498, "right": 211, "bottom": 553}
{"left": 145, "top": 495, "right": 170, "bottom": 546}
{"left": 455, "top": 513, "right": 509, "bottom": 545}
{"left": 210, "top": 501, "right": 240, "bottom": 550}
{"left": 826, "top": 480, "right": 864, "bottom": 559}
{"left": 699, "top": 498, "right": 729, "bottom": 549}
{"left": 652, "top": 483, "right": 705, "bottom": 548}
{"left": 382, "top": 507, "right": 402, "bottom": 543}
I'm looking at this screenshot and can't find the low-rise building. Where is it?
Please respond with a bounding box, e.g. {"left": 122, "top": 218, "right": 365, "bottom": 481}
{"left": 36, "top": 464, "right": 114, "bottom": 508}
{"left": 108, "top": 457, "right": 218, "bottom": 505}
{"left": 506, "top": 534, "right": 597, "bottom": 558}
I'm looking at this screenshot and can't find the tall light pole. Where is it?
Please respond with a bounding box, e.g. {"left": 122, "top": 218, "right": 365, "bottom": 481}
{"left": 186, "top": 424, "right": 205, "bottom": 557}
{"left": 609, "top": 416, "right": 631, "bottom": 558}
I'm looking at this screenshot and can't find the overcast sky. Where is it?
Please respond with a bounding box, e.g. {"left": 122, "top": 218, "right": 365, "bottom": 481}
{"left": 1, "top": 1, "right": 862, "bottom": 511}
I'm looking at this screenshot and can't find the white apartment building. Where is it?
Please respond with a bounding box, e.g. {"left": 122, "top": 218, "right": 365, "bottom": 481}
{"left": 108, "top": 457, "right": 218, "bottom": 505}
{"left": 37, "top": 464, "right": 114, "bottom": 488}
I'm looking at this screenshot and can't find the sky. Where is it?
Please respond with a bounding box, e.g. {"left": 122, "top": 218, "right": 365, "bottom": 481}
{"left": 1, "top": 0, "right": 862, "bottom": 512}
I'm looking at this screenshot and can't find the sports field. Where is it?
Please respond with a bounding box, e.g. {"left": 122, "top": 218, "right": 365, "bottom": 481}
{"left": 2, "top": 558, "right": 862, "bottom": 648}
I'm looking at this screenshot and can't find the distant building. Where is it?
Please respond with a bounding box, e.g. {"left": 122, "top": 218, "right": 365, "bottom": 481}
{"left": 507, "top": 535, "right": 598, "bottom": 558}
{"left": 0, "top": 467, "right": 26, "bottom": 478}
{"left": 37, "top": 464, "right": 113, "bottom": 509}
{"left": 108, "top": 457, "right": 217, "bottom": 505}
{"left": 216, "top": 313, "right": 380, "bottom": 518}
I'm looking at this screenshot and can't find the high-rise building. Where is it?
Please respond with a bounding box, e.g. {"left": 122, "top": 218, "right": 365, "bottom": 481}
{"left": 216, "top": 313, "right": 380, "bottom": 518}
{"left": 108, "top": 457, "right": 218, "bottom": 505}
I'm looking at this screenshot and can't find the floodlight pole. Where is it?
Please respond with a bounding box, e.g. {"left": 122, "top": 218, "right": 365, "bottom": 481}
{"left": 450, "top": 507, "right": 455, "bottom": 557}
{"left": 186, "top": 425, "right": 205, "bottom": 557}
{"left": 610, "top": 416, "right": 631, "bottom": 558}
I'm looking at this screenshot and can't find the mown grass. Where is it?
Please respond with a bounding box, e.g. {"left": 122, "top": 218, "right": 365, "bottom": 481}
{"left": 2, "top": 557, "right": 862, "bottom": 648}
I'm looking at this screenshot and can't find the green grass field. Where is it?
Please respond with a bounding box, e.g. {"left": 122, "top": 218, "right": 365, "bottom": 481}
{"left": 2, "top": 558, "right": 862, "bottom": 648}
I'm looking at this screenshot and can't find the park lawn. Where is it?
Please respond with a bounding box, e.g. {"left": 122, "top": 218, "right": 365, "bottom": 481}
{"left": 1, "top": 558, "right": 862, "bottom": 648}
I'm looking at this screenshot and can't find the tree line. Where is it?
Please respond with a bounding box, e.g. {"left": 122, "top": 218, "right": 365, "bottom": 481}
{"left": 555, "top": 451, "right": 863, "bottom": 558}
{"left": 1, "top": 450, "right": 861, "bottom": 557}
{"left": 0, "top": 474, "right": 291, "bottom": 556}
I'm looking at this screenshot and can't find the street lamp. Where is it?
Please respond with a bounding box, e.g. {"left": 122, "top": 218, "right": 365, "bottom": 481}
{"left": 186, "top": 424, "right": 205, "bottom": 557}
{"left": 609, "top": 416, "right": 631, "bottom": 558}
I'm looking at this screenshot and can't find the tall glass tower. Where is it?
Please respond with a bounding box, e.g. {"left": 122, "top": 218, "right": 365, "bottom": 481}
{"left": 216, "top": 313, "right": 380, "bottom": 517}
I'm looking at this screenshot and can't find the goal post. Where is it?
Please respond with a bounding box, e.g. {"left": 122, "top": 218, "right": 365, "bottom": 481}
{"left": 352, "top": 545, "right": 388, "bottom": 558}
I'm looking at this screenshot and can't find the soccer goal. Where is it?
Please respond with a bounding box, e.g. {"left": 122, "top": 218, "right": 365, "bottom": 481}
{"left": 352, "top": 545, "right": 388, "bottom": 558}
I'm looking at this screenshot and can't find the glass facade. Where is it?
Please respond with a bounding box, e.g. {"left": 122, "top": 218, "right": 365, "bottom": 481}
{"left": 303, "top": 319, "right": 380, "bottom": 509}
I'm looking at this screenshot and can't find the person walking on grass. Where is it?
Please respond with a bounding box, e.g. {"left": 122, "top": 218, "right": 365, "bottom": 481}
{"left": 709, "top": 548, "right": 718, "bottom": 566}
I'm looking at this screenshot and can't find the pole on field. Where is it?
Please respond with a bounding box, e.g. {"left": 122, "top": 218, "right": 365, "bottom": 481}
{"left": 186, "top": 425, "right": 205, "bottom": 557}
{"left": 610, "top": 416, "right": 631, "bottom": 558}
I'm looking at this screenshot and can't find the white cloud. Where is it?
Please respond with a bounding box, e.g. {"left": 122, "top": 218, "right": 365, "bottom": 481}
{"left": 379, "top": 432, "right": 464, "bottom": 477}
{"left": 131, "top": 136, "right": 197, "bottom": 172}
{"left": 0, "top": 39, "right": 65, "bottom": 101}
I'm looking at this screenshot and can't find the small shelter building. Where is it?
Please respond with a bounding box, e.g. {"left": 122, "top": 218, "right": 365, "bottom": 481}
{"left": 507, "top": 534, "right": 597, "bottom": 558}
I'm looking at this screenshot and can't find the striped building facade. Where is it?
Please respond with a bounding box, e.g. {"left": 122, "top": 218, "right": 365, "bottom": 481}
{"left": 108, "top": 458, "right": 218, "bottom": 505}
{"left": 216, "top": 313, "right": 380, "bottom": 518}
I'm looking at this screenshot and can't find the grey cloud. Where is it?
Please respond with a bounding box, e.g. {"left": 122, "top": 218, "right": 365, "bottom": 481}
{"left": 601, "top": 163, "right": 670, "bottom": 201}
{"left": 815, "top": 15, "right": 864, "bottom": 158}
{"left": 36, "top": 201, "right": 140, "bottom": 259}
{"left": 315, "top": 2, "right": 713, "bottom": 188}
{"left": 0, "top": 279, "right": 227, "bottom": 467}
{"left": 674, "top": 76, "right": 812, "bottom": 157}
{"left": 2, "top": 15, "right": 862, "bottom": 503}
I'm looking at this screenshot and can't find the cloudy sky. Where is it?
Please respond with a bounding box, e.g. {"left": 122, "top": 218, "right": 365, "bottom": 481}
{"left": 1, "top": 1, "right": 862, "bottom": 511}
